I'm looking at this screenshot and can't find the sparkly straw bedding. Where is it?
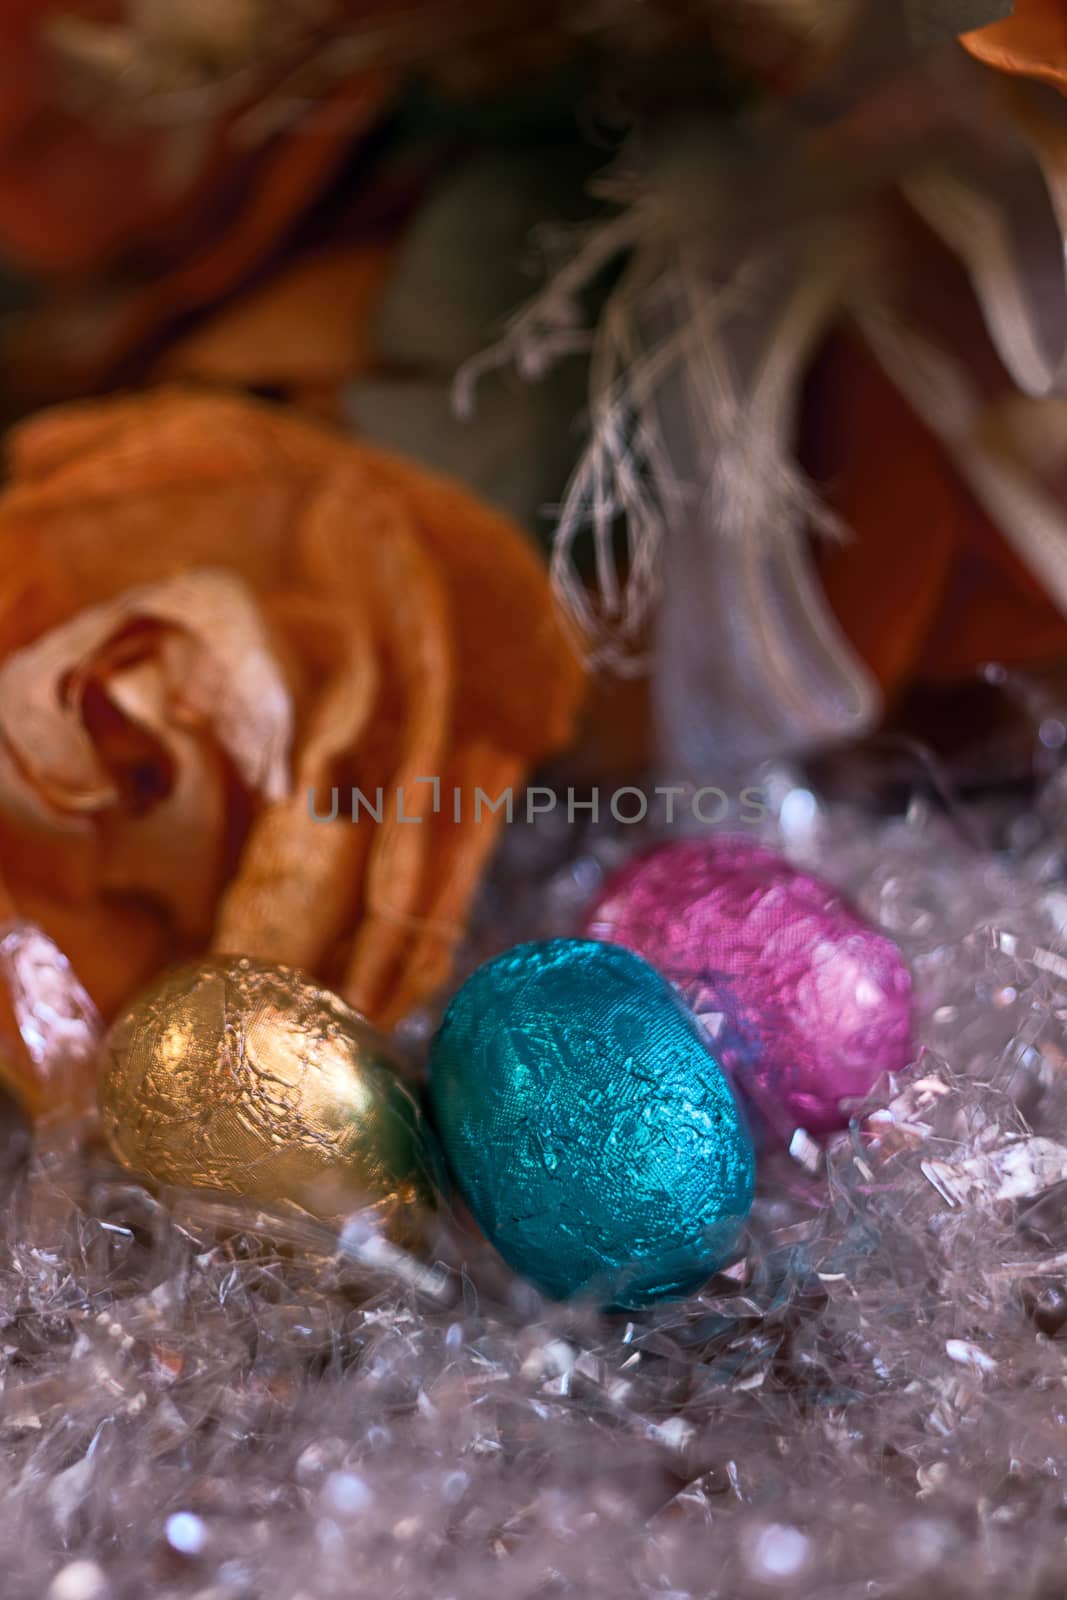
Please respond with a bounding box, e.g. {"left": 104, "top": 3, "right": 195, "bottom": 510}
{"left": 6, "top": 796, "right": 1067, "bottom": 1600}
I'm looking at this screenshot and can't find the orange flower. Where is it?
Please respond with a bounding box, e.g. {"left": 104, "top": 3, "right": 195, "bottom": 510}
{"left": 0, "top": 388, "right": 584, "bottom": 1113}
{"left": 962, "top": 1, "right": 1067, "bottom": 92}
{"left": 0, "top": 2, "right": 569, "bottom": 399}
{"left": 157, "top": 243, "right": 395, "bottom": 419}
{"left": 0, "top": 1, "right": 400, "bottom": 400}
{"left": 803, "top": 331, "right": 1067, "bottom": 703}
{"left": 0, "top": 2, "right": 396, "bottom": 277}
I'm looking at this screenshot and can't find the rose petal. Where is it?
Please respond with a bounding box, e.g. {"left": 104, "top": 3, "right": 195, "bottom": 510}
{"left": 349, "top": 443, "right": 586, "bottom": 760}
{"left": 375, "top": 742, "right": 523, "bottom": 1027}
{"left": 0, "top": 738, "right": 97, "bottom": 900}
{"left": 212, "top": 589, "right": 380, "bottom": 971}
{"left": 963, "top": 1, "right": 1067, "bottom": 94}
{"left": 161, "top": 244, "right": 393, "bottom": 389}
{"left": 0, "top": 567, "right": 292, "bottom": 817}
{"left": 99, "top": 709, "right": 232, "bottom": 939}
{"left": 296, "top": 470, "right": 454, "bottom": 1017}
{"left": 6, "top": 389, "right": 252, "bottom": 482}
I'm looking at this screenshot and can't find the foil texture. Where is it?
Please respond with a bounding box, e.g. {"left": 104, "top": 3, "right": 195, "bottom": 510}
{"left": 428, "top": 939, "right": 754, "bottom": 1306}
{"left": 98, "top": 958, "right": 442, "bottom": 1236}
{"left": 581, "top": 836, "right": 914, "bottom": 1141}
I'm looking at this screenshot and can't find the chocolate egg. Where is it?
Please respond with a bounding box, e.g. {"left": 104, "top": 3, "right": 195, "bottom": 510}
{"left": 428, "top": 939, "right": 754, "bottom": 1306}
{"left": 98, "top": 957, "right": 442, "bottom": 1234}
{"left": 583, "top": 837, "right": 913, "bottom": 1141}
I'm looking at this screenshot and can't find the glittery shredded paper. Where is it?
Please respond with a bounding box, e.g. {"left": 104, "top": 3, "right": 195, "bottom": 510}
{"left": 6, "top": 786, "right": 1067, "bottom": 1599}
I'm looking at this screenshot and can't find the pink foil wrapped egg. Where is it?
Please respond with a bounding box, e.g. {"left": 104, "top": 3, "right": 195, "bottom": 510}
{"left": 581, "top": 837, "right": 913, "bottom": 1142}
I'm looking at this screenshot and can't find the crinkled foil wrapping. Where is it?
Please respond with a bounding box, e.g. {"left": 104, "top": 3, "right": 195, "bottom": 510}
{"left": 6, "top": 776, "right": 1067, "bottom": 1597}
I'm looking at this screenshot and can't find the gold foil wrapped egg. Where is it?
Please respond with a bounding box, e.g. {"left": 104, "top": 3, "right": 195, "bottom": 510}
{"left": 98, "top": 958, "right": 442, "bottom": 1234}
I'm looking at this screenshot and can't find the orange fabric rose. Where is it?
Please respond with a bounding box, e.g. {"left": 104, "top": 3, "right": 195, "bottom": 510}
{"left": 803, "top": 331, "right": 1067, "bottom": 702}
{"left": 0, "top": 2, "right": 567, "bottom": 399}
{"left": 0, "top": 388, "right": 585, "bottom": 1113}
{"left": 962, "top": 1, "right": 1067, "bottom": 92}
{"left": 0, "top": 1, "right": 399, "bottom": 400}
{"left": 157, "top": 244, "right": 395, "bottom": 418}
{"left": 0, "top": 2, "right": 394, "bottom": 277}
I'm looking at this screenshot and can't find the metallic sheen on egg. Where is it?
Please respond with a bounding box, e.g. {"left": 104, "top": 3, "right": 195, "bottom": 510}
{"left": 429, "top": 939, "right": 755, "bottom": 1307}
{"left": 98, "top": 957, "right": 441, "bottom": 1234}
{"left": 582, "top": 836, "right": 914, "bottom": 1142}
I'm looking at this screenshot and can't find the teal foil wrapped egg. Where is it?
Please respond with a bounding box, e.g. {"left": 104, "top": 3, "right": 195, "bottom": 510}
{"left": 428, "top": 939, "right": 755, "bottom": 1307}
